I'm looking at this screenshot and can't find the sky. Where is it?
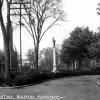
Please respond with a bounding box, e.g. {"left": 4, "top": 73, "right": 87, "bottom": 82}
{"left": 0, "top": 0, "right": 100, "bottom": 57}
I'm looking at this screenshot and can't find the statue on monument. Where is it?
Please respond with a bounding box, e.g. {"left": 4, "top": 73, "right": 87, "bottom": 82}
{"left": 52, "top": 37, "right": 56, "bottom": 47}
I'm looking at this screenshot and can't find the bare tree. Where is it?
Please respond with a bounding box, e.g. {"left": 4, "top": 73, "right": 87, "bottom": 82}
{"left": 14, "top": 0, "right": 65, "bottom": 71}
{"left": 0, "top": 0, "right": 12, "bottom": 80}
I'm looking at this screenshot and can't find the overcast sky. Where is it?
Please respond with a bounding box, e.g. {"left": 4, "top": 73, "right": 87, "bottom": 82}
{"left": 0, "top": 0, "right": 100, "bottom": 57}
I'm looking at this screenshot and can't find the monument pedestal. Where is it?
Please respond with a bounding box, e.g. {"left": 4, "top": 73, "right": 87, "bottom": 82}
{"left": 52, "top": 66, "right": 56, "bottom": 73}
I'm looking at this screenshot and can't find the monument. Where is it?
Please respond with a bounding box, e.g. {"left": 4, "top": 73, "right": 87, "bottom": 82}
{"left": 52, "top": 37, "right": 56, "bottom": 72}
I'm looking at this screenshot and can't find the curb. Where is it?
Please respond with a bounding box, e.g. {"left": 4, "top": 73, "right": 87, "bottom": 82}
{"left": 0, "top": 73, "right": 56, "bottom": 89}
{"left": 0, "top": 83, "right": 40, "bottom": 89}
{"left": 1, "top": 79, "right": 100, "bottom": 89}
{"left": 1, "top": 74, "right": 100, "bottom": 89}
{"left": 0, "top": 78, "right": 52, "bottom": 89}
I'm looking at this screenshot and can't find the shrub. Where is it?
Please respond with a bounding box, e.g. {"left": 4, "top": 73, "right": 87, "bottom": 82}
{"left": 10, "top": 71, "right": 20, "bottom": 80}
{"left": 0, "top": 73, "right": 5, "bottom": 83}
{"left": 12, "top": 70, "right": 52, "bottom": 86}
{"left": 13, "top": 74, "right": 32, "bottom": 86}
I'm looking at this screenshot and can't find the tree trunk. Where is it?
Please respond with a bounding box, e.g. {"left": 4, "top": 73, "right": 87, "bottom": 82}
{"left": 35, "top": 42, "right": 39, "bottom": 72}
{"left": 0, "top": 1, "right": 11, "bottom": 81}
{"left": 0, "top": 21, "right": 10, "bottom": 81}
{"left": 4, "top": 40, "right": 10, "bottom": 81}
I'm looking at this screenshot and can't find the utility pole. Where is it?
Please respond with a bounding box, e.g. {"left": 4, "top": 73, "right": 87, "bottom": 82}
{"left": 10, "top": 0, "right": 31, "bottom": 71}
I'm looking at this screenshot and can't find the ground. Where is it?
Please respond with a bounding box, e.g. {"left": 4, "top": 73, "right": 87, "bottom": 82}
{"left": 0, "top": 75, "right": 100, "bottom": 100}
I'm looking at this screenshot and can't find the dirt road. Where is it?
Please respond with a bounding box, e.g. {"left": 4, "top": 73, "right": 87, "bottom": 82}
{"left": 0, "top": 75, "right": 100, "bottom": 100}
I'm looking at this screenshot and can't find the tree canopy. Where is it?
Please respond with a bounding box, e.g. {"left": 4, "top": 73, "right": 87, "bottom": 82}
{"left": 60, "top": 27, "right": 100, "bottom": 66}
{"left": 61, "top": 27, "right": 93, "bottom": 63}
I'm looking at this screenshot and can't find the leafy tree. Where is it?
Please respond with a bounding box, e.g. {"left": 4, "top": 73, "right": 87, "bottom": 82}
{"left": 39, "top": 47, "right": 53, "bottom": 72}
{"left": 88, "top": 32, "right": 100, "bottom": 58}
{"left": 40, "top": 48, "right": 53, "bottom": 66}
{"left": 61, "top": 27, "right": 94, "bottom": 70}
{"left": 26, "top": 49, "right": 36, "bottom": 69}
{"left": 0, "top": 49, "right": 19, "bottom": 72}
{"left": 17, "top": 0, "right": 65, "bottom": 71}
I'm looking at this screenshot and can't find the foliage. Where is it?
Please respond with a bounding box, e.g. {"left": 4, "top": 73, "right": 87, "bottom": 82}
{"left": 0, "top": 49, "right": 19, "bottom": 72}
{"left": 88, "top": 33, "right": 100, "bottom": 58}
{"left": 13, "top": 73, "right": 32, "bottom": 86}
{"left": 39, "top": 47, "right": 53, "bottom": 72}
{"left": 13, "top": 71, "right": 50, "bottom": 86}
{"left": 11, "top": 49, "right": 19, "bottom": 71}
{"left": 60, "top": 27, "right": 95, "bottom": 70}
{"left": 61, "top": 27, "right": 93, "bottom": 61}
{"left": 26, "top": 49, "right": 36, "bottom": 69}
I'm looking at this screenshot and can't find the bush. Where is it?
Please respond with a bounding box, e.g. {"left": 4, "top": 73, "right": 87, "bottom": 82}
{"left": 13, "top": 71, "right": 50, "bottom": 86}
{"left": 13, "top": 74, "right": 32, "bottom": 86}
{"left": 1, "top": 69, "right": 100, "bottom": 87}
{"left": 53, "top": 70, "right": 100, "bottom": 78}
{"left": 0, "top": 73, "right": 5, "bottom": 83}
{"left": 10, "top": 71, "right": 20, "bottom": 80}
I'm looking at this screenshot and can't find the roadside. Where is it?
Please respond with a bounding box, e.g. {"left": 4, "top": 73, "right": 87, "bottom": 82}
{"left": 0, "top": 75, "right": 100, "bottom": 100}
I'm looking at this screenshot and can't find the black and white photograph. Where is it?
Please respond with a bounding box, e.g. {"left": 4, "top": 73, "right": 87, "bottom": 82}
{"left": 0, "top": 0, "right": 100, "bottom": 100}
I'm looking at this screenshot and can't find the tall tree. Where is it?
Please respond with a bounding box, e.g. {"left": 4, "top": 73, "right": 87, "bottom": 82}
{"left": 0, "top": 0, "right": 12, "bottom": 80}
{"left": 61, "top": 27, "right": 94, "bottom": 70}
{"left": 16, "top": 0, "right": 65, "bottom": 71}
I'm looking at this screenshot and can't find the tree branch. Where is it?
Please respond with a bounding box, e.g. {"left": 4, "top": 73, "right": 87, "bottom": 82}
{"left": 21, "top": 1, "right": 38, "bottom": 41}
{"left": 39, "top": 18, "right": 59, "bottom": 42}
